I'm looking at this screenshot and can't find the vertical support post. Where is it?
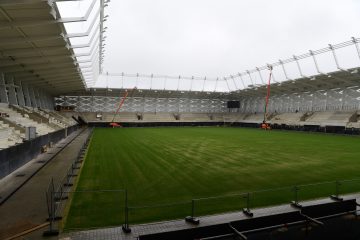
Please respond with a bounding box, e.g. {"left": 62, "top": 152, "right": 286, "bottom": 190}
{"left": 191, "top": 199, "right": 195, "bottom": 218}
{"left": 177, "top": 76, "right": 181, "bottom": 91}
{"left": 0, "top": 73, "right": 8, "bottom": 104}
{"left": 325, "top": 91, "right": 328, "bottom": 111}
{"left": 231, "top": 76, "right": 238, "bottom": 90}
{"left": 239, "top": 73, "right": 246, "bottom": 89}
{"left": 35, "top": 88, "right": 42, "bottom": 108}
{"left": 224, "top": 78, "right": 230, "bottom": 92}
{"left": 330, "top": 181, "right": 343, "bottom": 201}
{"left": 339, "top": 89, "right": 344, "bottom": 111}
{"left": 15, "top": 80, "right": 25, "bottom": 106}
{"left": 311, "top": 92, "right": 315, "bottom": 112}
{"left": 185, "top": 199, "right": 200, "bottom": 224}
{"left": 246, "top": 70, "right": 254, "bottom": 85}
{"left": 256, "top": 67, "right": 265, "bottom": 84}
{"left": 242, "top": 193, "right": 253, "bottom": 217}
{"left": 29, "top": 86, "right": 37, "bottom": 108}
{"left": 135, "top": 73, "right": 139, "bottom": 89}
{"left": 150, "top": 74, "right": 153, "bottom": 90}
{"left": 279, "top": 60, "right": 290, "bottom": 81}
{"left": 7, "top": 76, "right": 18, "bottom": 105}
{"left": 293, "top": 55, "right": 306, "bottom": 78}
{"left": 50, "top": 190, "right": 54, "bottom": 228}
{"left": 163, "top": 76, "right": 167, "bottom": 90}
{"left": 329, "top": 44, "right": 346, "bottom": 71}
{"left": 40, "top": 90, "right": 46, "bottom": 109}
{"left": 43, "top": 184, "right": 59, "bottom": 236}
{"left": 37, "top": 90, "right": 43, "bottom": 109}
{"left": 189, "top": 76, "right": 194, "bottom": 91}
{"left": 309, "top": 50, "right": 325, "bottom": 76}
{"left": 121, "top": 72, "right": 124, "bottom": 89}
{"left": 214, "top": 77, "right": 219, "bottom": 92}
{"left": 291, "top": 186, "right": 302, "bottom": 208}
{"left": 202, "top": 77, "right": 206, "bottom": 92}
{"left": 122, "top": 189, "right": 131, "bottom": 233}
{"left": 352, "top": 37, "right": 360, "bottom": 63}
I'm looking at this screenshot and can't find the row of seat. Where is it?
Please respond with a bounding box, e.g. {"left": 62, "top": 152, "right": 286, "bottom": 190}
{"left": 73, "top": 110, "right": 360, "bottom": 128}
{"left": 0, "top": 104, "right": 77, "bottom": 149}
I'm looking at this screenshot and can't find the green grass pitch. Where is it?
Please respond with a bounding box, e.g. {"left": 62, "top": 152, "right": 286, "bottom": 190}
{"left": 64, "top": 127, "right": 360, "bottom": 230}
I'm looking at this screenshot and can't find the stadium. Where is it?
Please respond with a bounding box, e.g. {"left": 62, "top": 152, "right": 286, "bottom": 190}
{"left": 0, "top": 0, "right": 360, "bottom": 240}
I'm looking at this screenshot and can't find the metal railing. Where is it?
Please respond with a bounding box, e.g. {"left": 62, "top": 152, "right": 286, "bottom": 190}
{"left": 52, "top": 177, "right": 360, "bottom": 233}
{"left": 44, "top": 129, "right": 93, "bottom": 236}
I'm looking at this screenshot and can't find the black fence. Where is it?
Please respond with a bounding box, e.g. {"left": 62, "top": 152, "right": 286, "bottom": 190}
{"left": 138, "top": 199, "right": 358, "bottom": 240}
{"left": 0, "top": 125, "right": 79, "bottom": 179}
{"left": 87, "top": 121, "right": 359, "bottom": 135}
{"left": 88, "top": 121, "right": 225, "bottom": 128}
{"left": 44, "top": 131, "right": 93, "bottom": 236}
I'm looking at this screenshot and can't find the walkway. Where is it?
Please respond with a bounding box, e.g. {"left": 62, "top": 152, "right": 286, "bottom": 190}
{"left": 0, "top": 128, "right": 91, "bottom": 240}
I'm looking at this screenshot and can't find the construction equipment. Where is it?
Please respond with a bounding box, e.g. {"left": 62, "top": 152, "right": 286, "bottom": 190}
{"left": 261, "top": 66, "right": 273, "bottom": 130}
{"left": 110, "top": 87, "right": 137, "bottom": 127}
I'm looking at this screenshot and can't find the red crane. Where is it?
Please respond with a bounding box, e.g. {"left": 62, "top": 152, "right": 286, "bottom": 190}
{"left": 110, "top": 87, "right": 137, "bottom": 127}
{"left": 261, "top": 66, "right": 273, "bottom": 130}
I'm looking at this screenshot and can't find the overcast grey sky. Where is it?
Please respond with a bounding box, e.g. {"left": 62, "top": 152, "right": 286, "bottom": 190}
{"left": 102, "top": 0, "right": 359, "bottom": 75}
{"left": 59, "top": 0, "right": 360, "bottom": 90}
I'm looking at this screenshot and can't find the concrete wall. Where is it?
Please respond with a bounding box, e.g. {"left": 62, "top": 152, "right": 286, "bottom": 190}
{"left": 0, "top": 125, "right": 79, "bottom": 179}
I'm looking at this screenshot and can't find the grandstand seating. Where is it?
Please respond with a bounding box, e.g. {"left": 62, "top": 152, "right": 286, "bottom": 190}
{"left": 209, "top": 113, "right": 225, "bottom": 122}
{"left": 40, "top": 109, "right": 360, "bottom": 132}
{"left": 271, "top": 112, "right": 304, "bottom": 125}
{"left": 1, "top": 104, "right": 358, "bottom": 150}
{"left": 55, "top": 110, "right": 360, "bottom": 130}
{"left": 346, "top": 111, "right": 360, "bottom": 129}
{"left": 142, "top": 113, "right": 176, "bottom": 122}
{"left": 0, "top": 123, "right": 23, "bottom": 149}
{"left": 241, "top": 113, "right": 265, "bottom": 123}
{"left": 180, "top": 113, "right": 211, "bottom": 122}
{"left": 0, "top": 104, "right": 78, "bottom": 149}
{"left": 222, "top": 113, "right": 246, "bottom": 123}
{"left": 304, "top": 111, "right": 355, "bottom": 127}
{"left": 111, "top": 112, "right": 138, "bottom": 122}
{"left": 46, "top": 110, "right": 77, "bottom": 126}
{"left": 0, "top": 104, "right": 55, "bottom": 136}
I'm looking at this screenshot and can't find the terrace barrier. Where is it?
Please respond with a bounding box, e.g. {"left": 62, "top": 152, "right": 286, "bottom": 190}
{"left": 51, "top": 177, "right": 360, "bottom": 233}
{"left": 0, "top": 124, "right": 79, "bottom": 179}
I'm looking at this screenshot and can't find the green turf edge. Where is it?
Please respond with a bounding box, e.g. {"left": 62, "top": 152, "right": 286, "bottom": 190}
{"left": 62, "top": 132, "right": 94, "bottom": 233}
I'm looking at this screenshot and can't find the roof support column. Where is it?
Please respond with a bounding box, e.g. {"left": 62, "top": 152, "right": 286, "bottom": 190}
{"left": 22, "top": 83, "right": 32, "bottom": 107}
{"left": 48, "top": 95, "right": 55, "bottom": 110}
{"left": 329, "top": 44, "right": 346, "bottom": 71}
{"left": 39, "top": 90, "right": 46, "bottom": 109}
{"left": 6, "top": 76, "right": 18, "bottom": 105}
{"left": 352, "top": 37, "right": 360, "bottom": 63}
{"left": 0, "top": 73, "right": 9, "bottom": 104}
{"left": 33, "top": 88, "right": 41, "bottom": 108}
{"left": 15, "top": 80, "right": 25, "bottom": 107}
{"left": 29, "top": 86, "right": 37, "bottom": 108}
{"left": 44, "top": 92, "right": 52, "bottom": 110}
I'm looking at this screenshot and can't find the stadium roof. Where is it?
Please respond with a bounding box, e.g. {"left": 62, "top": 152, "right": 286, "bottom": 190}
{"left": 76, "top": 37, "right": 359, "bottom": 99}
{"left": 64, "top": 88, "right": 232, "bottom": 100}
{"left": 1, "top": 1, "right": 359, "bottom": 99}
{"left": 0, "top": 0, "right": 105, "bottom": 95}
{"left": 61, "top": 65, "right": 359, "bottom": 100}
{"left": 228, "top": 67, "right": 360, "bottom": 99}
